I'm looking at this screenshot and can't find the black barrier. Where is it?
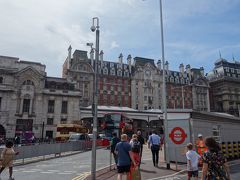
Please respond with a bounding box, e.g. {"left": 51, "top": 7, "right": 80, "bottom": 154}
{"left": 233, "top": 142, "right": 238, "bottom": 159}
{"left": 221, "top": 142, "right": 228, "bottom": 159}
{"left": 238, "top": 141, "right": 240, "bottom": 158}
{"left": 227, "top": 142, "right": 233, "bottom": 160}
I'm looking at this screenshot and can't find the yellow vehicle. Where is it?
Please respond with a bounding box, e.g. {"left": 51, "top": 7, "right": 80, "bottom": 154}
{"left": 55, "top": 124, "right": 89, "bottom": 142}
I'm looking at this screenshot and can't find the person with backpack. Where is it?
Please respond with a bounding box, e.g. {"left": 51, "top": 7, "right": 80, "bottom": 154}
{"left": 148, "top": 130, "right": 161, "bottom": 167}
{"left": 129, "top": 134, "right": 141, "bottom": 180}
{"left": 201, "top": 137, "right": 231, "bottom": 180}
{"left": 111, "top": 132, "right": 120, "bottom": 166}
{"left": 137, "top": 130, "right": 144, "bottom": 166}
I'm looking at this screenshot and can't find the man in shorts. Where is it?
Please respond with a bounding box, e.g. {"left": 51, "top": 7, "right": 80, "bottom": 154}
{"left": 186, "top": 143, "right": 201, "bottom": 180}
{"left": 115, "top": 134, "right": 136, "bottom": 180}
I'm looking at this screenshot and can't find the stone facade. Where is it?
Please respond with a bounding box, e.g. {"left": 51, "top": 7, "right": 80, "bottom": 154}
{"left": 62, "top": 49, "right": 132, "bottom": 107}
{"left": 207, "top": 58, "right": 240, "bottom": 116}
{"left": 0, "top": 55, "right": 80, "bottom": 139}
{"left": 131, "top": 57, "right": 162, "bottom": 110}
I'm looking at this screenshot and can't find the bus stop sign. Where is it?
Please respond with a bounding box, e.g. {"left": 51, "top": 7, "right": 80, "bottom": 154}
{"left": 169, "top": 127, "right": 187, "bottom": 145}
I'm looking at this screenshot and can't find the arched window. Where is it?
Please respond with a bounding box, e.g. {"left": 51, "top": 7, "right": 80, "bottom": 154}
{"left": 23, "top": 80, "right": 34, "bottom": 86}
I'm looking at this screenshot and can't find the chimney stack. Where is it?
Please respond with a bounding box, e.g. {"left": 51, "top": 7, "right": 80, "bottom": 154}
{"left": 90, "top": 48, "right": 94, "bottom": 66}
{"left": 127, "top": 54, "right": 132, "bottom": 73}
{"left": 67, "top": 45, "right": 72, "bottom": 69}
{"left": 119, "top": 53, "right": 123, "bottom": 64}
{"left": 179, "top": 63, "right": 184, "bottom": 74}
{"left": 157, "top": 60, "right": 162, "bottom": 70}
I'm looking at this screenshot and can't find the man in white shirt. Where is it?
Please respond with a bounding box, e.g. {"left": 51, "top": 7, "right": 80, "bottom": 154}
{"left": 186, "top": 143, "right": 201, "bottom": 180}
{"left": 148, "top": 130, "right": 161, "bottom": 167}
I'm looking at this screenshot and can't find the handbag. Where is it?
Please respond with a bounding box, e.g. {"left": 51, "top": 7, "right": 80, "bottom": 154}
{"left": 128, "top": 167, "right": 141, "bottom": 180}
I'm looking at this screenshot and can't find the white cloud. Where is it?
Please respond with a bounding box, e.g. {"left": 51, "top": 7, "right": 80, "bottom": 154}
{"left": 110, "top": 41, "right": 119, "bottom": 49}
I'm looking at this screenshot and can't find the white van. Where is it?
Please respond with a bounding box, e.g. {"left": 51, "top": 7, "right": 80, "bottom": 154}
{"left": 68, "top": 133, "right": 90, "bottom": 142}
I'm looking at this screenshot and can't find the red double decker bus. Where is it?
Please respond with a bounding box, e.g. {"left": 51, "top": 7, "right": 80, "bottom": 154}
{"left": 100, "top": 112, "right": 133, "bottom": 138}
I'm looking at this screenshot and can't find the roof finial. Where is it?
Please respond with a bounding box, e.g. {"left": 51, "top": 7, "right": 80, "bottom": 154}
{"left": 219, "top": 50, "right": 222, "bottom": 59}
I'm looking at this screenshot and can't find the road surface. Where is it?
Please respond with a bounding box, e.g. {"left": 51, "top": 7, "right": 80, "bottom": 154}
{"left": 0, "top": 148, "right": 110, "bottom": 180}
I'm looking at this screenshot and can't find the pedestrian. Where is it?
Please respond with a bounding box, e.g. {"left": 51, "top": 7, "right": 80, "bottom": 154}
{"left": 14, "top": 136, "right": 20, "bottom": 146}
{"left": 186, "top": 143, "right": 201, "bottom": 180}
{"left": 129, "top": 134, "right": 141, "bottom": 180}
{"left": 111, "top": 132, "right": 120, "bottom": 167}
{"left": 196, "top": 133, "right": 207, "bottom": 166}
{"left": 201, "top": 137, "right": 231, "bottom": 180}
{"left": 148, "top": 130, "right": 161, "bottom": 167}
{"left": 115, "top": 134, "right": 136, "bottom": 180}
{"left": 137, "top": 130, "right": 144, "bottom": 166}
{"left": 0, "top": 140, "right": 19, "bottom": 180}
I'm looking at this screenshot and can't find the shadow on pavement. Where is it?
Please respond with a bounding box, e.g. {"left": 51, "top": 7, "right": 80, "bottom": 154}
{"left": 140, "top": 169, "right": 157, "bottom": 174}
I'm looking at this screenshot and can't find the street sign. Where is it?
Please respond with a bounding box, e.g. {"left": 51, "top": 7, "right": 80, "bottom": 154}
{"left": 169, "top": 127, "right": 187, "bottom": 145}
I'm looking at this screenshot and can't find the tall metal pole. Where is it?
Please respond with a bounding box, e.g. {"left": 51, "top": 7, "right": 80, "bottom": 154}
{"left": 91, "top": 17, "right": 100, "bottom": 180}
{"left": 159, "top": 0, "right": 170, "bottom": 169}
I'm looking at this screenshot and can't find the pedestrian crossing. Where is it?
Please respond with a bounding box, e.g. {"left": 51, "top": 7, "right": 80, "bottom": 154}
{"left": 12, "top": 168, "right": 80, "bottom": 176}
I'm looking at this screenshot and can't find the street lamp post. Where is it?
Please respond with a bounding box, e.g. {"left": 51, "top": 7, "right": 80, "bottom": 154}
{"left": 90, "top": 17, "right": 100, "bottom": 180}
{"left": 159, "top": 0, "right": 170, "bottom": 169}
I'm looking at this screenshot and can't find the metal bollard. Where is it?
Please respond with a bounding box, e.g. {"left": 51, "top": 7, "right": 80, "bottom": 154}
{"left": 175, "top": 148, "right": 178, "bottom": 170}
{"left": 109, "top": 146, "right": 112, "bottom": 171}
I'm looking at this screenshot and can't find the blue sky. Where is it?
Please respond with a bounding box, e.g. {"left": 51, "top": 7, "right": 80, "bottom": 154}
{"left": 0, "top": 0, "right": 239, "bottom": 77}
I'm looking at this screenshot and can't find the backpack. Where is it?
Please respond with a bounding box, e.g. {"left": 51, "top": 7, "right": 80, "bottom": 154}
{"left": 131, "top": 140, "right": 140, "bottom": 153}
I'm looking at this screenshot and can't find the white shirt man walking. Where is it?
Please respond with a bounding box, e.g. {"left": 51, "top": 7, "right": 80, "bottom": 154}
{"left": 148, "top": 130, "right": 161, "bottom": 167}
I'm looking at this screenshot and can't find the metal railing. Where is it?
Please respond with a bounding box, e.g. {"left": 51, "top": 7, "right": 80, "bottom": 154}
{"left": 0, "top": 141, "right": 92, "bottom": 164}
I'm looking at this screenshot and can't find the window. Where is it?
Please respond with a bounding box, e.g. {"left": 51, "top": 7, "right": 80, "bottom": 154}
{"left": 61, "top": 101, "right": 68, "bottom": 114}
{"left": 46, "top": 131, "right": 53, "bottom": 138}
{"left": 47, "top": 118, "right": 54, "bottom": 125}
{"left": 23, "top": 80, "right": 34, "bottom": 85}
{"left": 212, "top": 125, "right": 221, "bottom": 143}
{"left": 117, "top": 70, "right": 122, "bottom": 76}
{"left": 103, "top": 68, "right": 108, "bottom": 75}
{"left": 136, "top": 104, "right": 138, "bottom": 110}
{"left": 60, "top": 118, "right": 67, "bottom": 124}
{"left": 110, "top": 69, "right": 115, "bottom": 76}
{"left": 144, "top": 96, "right": 147, "bottom": 101}
{"left": 48, "top": 100, "right": 55, "bottom": 113}
{"left": 0, "top": 97, "right": 1, "bottom": 110}
{"left": 0, "top": 77, "right": 3, "bottom": 84}
{"left": 23, "top": 99, "right": 30, "bottom": 113}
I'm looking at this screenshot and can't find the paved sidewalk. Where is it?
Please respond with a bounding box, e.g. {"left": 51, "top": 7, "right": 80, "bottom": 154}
{"left": 85, "top": 145, "right": 187, "bottom": 180}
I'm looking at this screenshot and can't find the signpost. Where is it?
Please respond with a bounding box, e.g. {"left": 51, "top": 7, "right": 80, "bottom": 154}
{"left": 169, "top": 127, "right": 187, "bottom": 145}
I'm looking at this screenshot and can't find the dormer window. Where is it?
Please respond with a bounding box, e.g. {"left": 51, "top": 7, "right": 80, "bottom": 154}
{"left": 117, "top": 70, "right": 122, "bottom": 76}
{"left": 103, "top": 68, "right": 108, "bottom": 75}
{"left": 110, "top": 69, "right": 115, "bottom": 76}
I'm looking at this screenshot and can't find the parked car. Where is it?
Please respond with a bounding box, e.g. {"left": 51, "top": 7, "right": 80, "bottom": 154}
{"left": 89, "top": 133, "right": 110, "bottom": 147}
{"left": 68, "top": 133, "right": 90, "bottom": 142}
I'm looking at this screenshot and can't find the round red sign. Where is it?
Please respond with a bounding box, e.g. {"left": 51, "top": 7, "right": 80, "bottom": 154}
{"left": 169, "top": 127, "right": 187, "bottom": 145}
